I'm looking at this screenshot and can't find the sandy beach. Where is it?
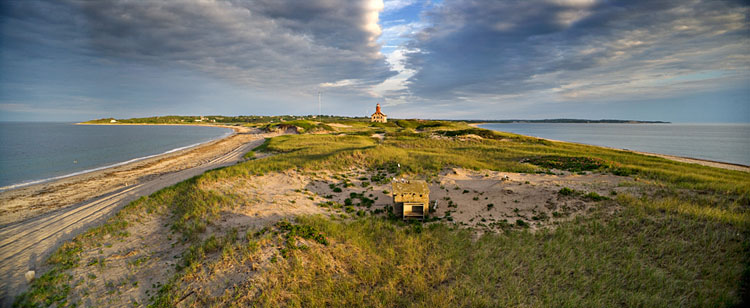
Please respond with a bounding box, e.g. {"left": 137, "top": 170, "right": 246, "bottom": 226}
{"left": 0, "top": 124, "right": 281, "bottom": 304}
{"left": 469, "top": 123, "right": 749, "bottom": 172}
{"left": 0, "top": 124, "right": 267, "bottom": 226}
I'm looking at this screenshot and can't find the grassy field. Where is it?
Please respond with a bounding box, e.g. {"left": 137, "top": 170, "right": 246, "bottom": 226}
{"left": 221, "top": 209, "right": 744, "bottom": 307}
{"left": 15, "top": 119, "right": 749, "bottom": 307}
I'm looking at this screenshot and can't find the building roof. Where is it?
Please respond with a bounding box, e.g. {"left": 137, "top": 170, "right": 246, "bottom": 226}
{"left": 371, "top": 103, "right": 386, "bottom": 117}
{"left": 392, "top": 180, "right": 429, "bottom": 195}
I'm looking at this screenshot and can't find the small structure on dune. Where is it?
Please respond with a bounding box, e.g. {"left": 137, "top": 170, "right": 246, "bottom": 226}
{"left": 370, "top": 103, "right": 387, "bottom": 123}
{"left": 392, "top": 179, "right": 430, "bottom": 220}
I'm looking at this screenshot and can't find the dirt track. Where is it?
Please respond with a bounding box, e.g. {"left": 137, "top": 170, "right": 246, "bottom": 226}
{"left": 0, "top": 128, "right": 271, "bottom": 306}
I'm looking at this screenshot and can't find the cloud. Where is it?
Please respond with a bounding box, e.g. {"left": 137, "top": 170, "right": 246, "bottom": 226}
{"left": 403, "top": 0, "right": 750, "bottom": 103}
{"left": 383, "top": 0, "right": 419, "bottom": 12}
{"left": 2, "top": 0, "right": 396, "bottom": 92}
{"left": 371, "top": 20, "right": 426, "bottom": 101}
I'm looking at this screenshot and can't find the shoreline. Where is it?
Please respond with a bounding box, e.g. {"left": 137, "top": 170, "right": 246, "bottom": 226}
{"left": 469, "top": 123, "right": 749, "bottom": 172}
{"left": 0, "top": 124, "right": 262, "bottom": 226}
{"left": 75, "top": 122, "right": 238, "bottom": 127}
{"left": 0, "top": 125, "right": 235, "bottom": 192}
{"left": 0, "top": 127, "right": 272, "bottom": 304}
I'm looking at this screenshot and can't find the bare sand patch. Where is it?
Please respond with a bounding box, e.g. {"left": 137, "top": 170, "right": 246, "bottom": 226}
{"left": 458, "top": 133, "right": 484, "bottom": 141}
{"left": 326, "top": 123, "right": 352, "bottom": 128}
{"left": 429, "top": 168, "right": 631, "bottom": 231}
{"left": 63, "top": 214, "right": 186, "bottom": 307}
{"left": 303, "top": 167, "right": 634, "bottom": 231}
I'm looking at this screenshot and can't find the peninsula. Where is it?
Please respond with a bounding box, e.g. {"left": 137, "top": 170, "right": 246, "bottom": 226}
{"left": 8, "top": 116, "right": 748, "bottom": 307}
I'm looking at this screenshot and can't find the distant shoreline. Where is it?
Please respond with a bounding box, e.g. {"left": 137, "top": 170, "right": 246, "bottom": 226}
{"left": 470, "top": 123, "right": 749, "bottom": 172}
{"left": 75, "top": 121, "right": 241, "bottom": 129}
{"left": 463, "top": 119, "right": 670, "bottom": 124}
{"left": 0, "top": 123, "right": 236, "bottom": 192}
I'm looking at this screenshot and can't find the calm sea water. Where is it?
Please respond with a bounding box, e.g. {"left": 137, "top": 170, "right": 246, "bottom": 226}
{"left": 478, "top": 123, "right": 750, "bottom": 166}
{"left": 0, "top": 123, "right": 233, "bottom": 189}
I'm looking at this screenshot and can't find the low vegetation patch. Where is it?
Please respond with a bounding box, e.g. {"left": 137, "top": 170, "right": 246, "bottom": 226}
{"left": 583, "top": 191, "right": 609, "bottom": 201}
{"left": 437, "top": 128, "right": 505, "bottom": 140}
{"left": 524, "top": 155, "right": 607, "bottom": 172}
{"left": 276, "top": 220, "right": 329, "bottom": 247}
{"left": 558, "top": 187, "right": 576, "bottom": 196}
{"left": 264, "top": 120, "right": 333, "bottom": 133}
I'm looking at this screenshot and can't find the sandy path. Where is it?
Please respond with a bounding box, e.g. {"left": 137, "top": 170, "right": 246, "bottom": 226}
{"left": 469, "top": 123, "right": 748, "bottom": 172}
{"left": 0, "top": 131, "right": 269, "bottom": 306}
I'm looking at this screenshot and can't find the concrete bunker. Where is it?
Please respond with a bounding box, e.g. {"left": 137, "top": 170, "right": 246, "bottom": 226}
{"left": 391, "top": 180, "right": 430, "bottom": 220}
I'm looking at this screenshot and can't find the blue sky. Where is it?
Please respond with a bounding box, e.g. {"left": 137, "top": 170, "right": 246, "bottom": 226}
{"left": 1, "top": 0, "right": 748, "bottom": 122}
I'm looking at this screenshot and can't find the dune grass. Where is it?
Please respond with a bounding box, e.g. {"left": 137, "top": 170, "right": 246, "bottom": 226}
{"left": 228, "top": 208, "right": 745, "bottom": 307}
{"left": 14, "top": 120, "right": 749, "bottom": 307}
{"left": 264, "top": 120, "right": 334, "bottom": 133}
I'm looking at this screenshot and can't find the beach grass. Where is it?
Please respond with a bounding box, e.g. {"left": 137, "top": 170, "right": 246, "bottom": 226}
{"left": 184, "top": 208, "right": 744, "bottom": 307}
{"left": 14, "top": 119, "right": 749, "bottom": 307}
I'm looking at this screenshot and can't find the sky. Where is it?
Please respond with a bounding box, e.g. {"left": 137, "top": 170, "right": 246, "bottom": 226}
{"left": 0, "top": 0, "right": 748, "bottom": 122}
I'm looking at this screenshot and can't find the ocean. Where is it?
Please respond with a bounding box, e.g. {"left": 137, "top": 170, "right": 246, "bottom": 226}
{"left": 0, "top": 123, "right": 233, "bottom": 189}
{"left": 478, "top": 123, "right": 750, "bottom": 166}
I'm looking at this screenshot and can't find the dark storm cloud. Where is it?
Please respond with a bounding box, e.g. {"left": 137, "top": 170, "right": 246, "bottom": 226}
{"left": 404, "top": 0, "right": 750, "bottom": 101}
{"left": 2, "top": 0, "right": 395, "bottom": 89}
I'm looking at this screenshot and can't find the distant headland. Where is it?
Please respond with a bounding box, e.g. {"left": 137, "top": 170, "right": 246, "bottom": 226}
{"left": 464, "top": 119, "right": 670, "bottom": 124}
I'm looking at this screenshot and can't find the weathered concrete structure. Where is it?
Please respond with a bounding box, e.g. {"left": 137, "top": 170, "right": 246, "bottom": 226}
{"left": 392, "top": 180, "right": 429, "bottom": 220}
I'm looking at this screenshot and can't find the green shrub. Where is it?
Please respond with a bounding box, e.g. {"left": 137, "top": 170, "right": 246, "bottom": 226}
{"left": 583, "top": 192, "right": 609, "bottom": 201}
{"left": 523, "top": 156, "right": 605, "bottom": 172}
{"left": 559, "top": 187, "right": 575, "bottom": 196}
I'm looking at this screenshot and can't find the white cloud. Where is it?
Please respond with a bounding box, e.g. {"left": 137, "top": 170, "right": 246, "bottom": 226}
{"left": 369, "top": 47, "right": 417, "bottom": 98}
{"left": 320, "top": 79, "right": 360, "bottom": 88}
{"left": 383, "top": 0, "right": 418, "bottom": 12}
{"left": 369, "top": 19, "right": 427, "bottom": 103}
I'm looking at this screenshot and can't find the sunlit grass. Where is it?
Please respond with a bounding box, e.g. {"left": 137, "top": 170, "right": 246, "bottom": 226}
{"left": 167, "top": 210, "right": 745, "bottom": 307}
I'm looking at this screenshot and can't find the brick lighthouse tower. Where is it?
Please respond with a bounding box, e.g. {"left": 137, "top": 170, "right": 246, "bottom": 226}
{"left": 370, "top": 103, "right": 387, "bottom": 123}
